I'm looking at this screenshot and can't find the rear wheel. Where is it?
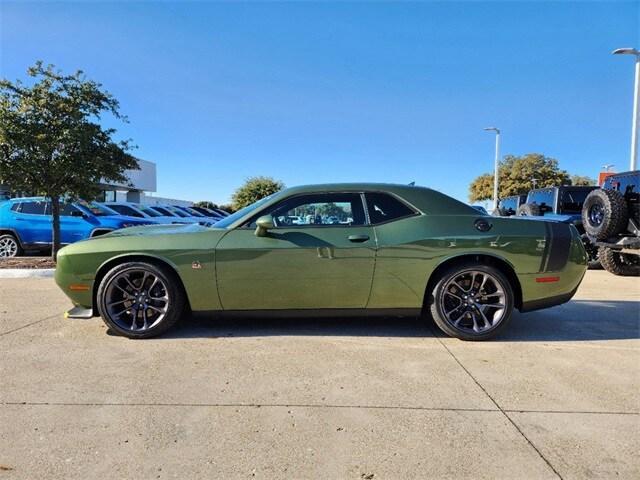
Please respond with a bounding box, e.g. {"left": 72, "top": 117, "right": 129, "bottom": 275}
{"left": 428, "top": 263, "right": 514, "bottom": 341}
{"left": 0, "top": 234, "right": 21, "bottom": 258}
{"left": 516, "top": 203, "right": 541, "bottom": 216}
{"left": 581, "top": 234, "right": 602, "bottom": 269}
{"left": 598, "top": 247, "right": 640, "bottom": 277}
{"left": 582, "top": 189, "right": 628, "bottom": 240}
{"left": 97, "top": 262, "right": 186, "bottom": 338}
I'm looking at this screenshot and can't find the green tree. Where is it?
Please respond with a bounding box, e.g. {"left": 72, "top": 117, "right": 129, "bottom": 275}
{"left": 231, "top": 176, "right": 284, "bottom": 210}
{"left": 193, "top": 201, "right": 218, "bottom": 209}
{"left": 469, "top": 153, "right": 571, "bottom": 202}
{"left": 570, "top": 175, "right": 596, "bottom": 186}
{"left": 0, "top": 62, "right": 137, "bottom": 259}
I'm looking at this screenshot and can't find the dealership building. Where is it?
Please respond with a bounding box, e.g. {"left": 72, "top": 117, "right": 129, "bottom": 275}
{"left": 0, "top": 159, "right": 192, "bottom": 207}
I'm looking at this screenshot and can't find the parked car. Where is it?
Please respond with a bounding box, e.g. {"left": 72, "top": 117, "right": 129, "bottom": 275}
{"left": 494, "top": 195, "right": 527, "bottom": 217}
{"left": 172, "top": 205, "right": 221, "bottom": 224}
{"left": 515, "top": 186, "right": 599, "bottom": 268}
{"left": 0, "top": 197, "right": 154, "bottom": 257}
{"left": 154, "top": 205, "right": 215, "bottom": 226}
{"left": 55, "top": 183, "right": 587, "bottom": 341}
{"left": 145, "top": 205, "right": 203, "bottom": 225}
{"left": 102, "top": 202, "right": 184, "bottom": 225}
{"left": 581, "top": 170, "right": 639, "bottom": 276}
{"left": 189, "top": 206, "right": 225, "bottom": 219}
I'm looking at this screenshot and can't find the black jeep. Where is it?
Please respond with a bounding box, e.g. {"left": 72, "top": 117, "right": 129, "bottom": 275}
{"left": 582, "top": 170, "right": 639, "bottom": 276}
{"left": 516, "top": 186, "right": 600, "bottom": 268}
{"left": 494, "top": 194, "right": 527, "bottom": 217}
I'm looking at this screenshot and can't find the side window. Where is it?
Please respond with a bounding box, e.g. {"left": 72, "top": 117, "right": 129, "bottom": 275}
{"left": 17, "top": 201, "right": 47, "bottom": 215}
{"left": 44, "top": 202, "right": 80, "bottom": 216}
{"left": 365, "top": 192, "right": 416, "bottom": 225}
{"left": 10, "top": 203, "right": 21, "bottom": 212}
{"left": 249, "top": 193, "right": 366, "bottom": 227}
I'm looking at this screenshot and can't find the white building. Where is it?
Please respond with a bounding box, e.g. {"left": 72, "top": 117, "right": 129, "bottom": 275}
{"left": 98, "top": 159, "right": 193, "bottom": 207}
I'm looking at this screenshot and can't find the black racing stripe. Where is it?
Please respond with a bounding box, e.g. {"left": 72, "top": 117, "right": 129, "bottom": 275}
{"left": 546, "top": 222, "right": 572, "bottom": 272}
{"left": 539, "top": 222, "right": 552, "bottom": 273}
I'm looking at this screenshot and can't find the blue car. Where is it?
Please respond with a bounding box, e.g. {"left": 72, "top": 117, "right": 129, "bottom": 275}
{"left": 0, "top": 197, "right": 155, "bottom": 257}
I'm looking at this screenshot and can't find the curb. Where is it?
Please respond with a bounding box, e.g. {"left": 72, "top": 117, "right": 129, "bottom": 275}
{"left": 0, "top": 269, "right": 55, "bottom": 279}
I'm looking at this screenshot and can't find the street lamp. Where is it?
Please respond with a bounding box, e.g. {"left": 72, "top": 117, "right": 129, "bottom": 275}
{"left": 484, "top": 127, "right": 501, "bottom": 211}
{"left": 602, "top": 163, "right": 615, "bottom": 172}
{"left": 613, "top": 47, "right": 640, "bottom": 171}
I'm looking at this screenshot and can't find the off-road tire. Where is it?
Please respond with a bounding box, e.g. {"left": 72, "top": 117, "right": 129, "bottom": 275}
{"left": 427, "top": 262, "right": 515, "bottom": 341}
{"left": 516, "top": 203, "right": 542, "bottom": 216}
{"left": 0, "top": 233, "right": 22, "bottom": 258}
{"left": 97, "top": 261, "right": 187, "bottom": 339}
{"left": 581, "top": 234, "right": 602, "bottom": 269}
{"left": 598, "top": 247, "right": 640, "bottom": 277}
{"left": 582, "top": 189, "right": 628, "bottom": 241}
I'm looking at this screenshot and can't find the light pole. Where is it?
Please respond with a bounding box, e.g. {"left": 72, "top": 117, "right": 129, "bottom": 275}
{"left": 484, "top": 127, "right": 501, "bottom": 211}
{"left": 613, "top": 47, "right": 640, "bottom": 171}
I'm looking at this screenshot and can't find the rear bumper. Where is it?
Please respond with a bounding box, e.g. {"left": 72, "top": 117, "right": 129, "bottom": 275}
{"left": 520, "top": 280, "right": 582, "bottom": 312}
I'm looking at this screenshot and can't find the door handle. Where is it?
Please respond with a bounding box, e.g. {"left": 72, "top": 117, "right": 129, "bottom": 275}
{"left": 348, "top": 234, "right": 369, "bottom": 243}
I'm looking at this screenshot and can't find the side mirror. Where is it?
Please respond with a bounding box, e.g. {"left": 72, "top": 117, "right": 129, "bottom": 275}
{"left": 255, "top": 215, "right": 274, "bottom": 237}
{"left": 70, "top": 210, "right": 86, "bottom": 218}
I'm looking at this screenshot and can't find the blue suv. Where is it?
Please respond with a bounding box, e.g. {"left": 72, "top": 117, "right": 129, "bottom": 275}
{"left": 0, "top": 197, "right": 154, "bottom": 257}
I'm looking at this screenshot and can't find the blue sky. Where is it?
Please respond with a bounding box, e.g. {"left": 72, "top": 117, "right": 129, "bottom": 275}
{"left": 2, "top": 1, "right": 639, "bottom": 205}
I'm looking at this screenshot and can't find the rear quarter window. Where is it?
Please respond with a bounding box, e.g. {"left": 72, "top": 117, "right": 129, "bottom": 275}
{"left": 365, "top": 192, "right": 417, "bottom": 224}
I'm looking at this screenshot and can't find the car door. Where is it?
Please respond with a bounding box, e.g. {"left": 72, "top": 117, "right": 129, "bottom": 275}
{"left": 45, "top": 202, "right": 90, "bottom": 243}
{"left": 215, "top": 192, "right": 376, "bottom": 310}
{"left": 12, "top": 200, "right": 50, "bottom": 244}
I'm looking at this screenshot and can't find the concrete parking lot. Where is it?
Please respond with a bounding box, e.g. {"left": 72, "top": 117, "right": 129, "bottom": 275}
{"left": 0, "top": 271, "right": 638, "bottom": 479}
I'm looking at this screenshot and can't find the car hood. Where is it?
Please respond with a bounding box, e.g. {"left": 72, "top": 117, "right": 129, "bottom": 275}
{"left": 101, "top": 223, "right": 221, "bottom": 237}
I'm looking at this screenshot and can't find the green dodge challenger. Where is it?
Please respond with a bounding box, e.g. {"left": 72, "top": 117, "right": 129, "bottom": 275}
{"left": 55, "top": 183, "right": 588, "bottom": 340}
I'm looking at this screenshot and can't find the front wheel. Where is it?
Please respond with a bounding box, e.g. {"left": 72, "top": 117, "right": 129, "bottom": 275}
{"left": 96, "top": 262, "right": 186, "bottom": 339}
{"left": 0, "top": 234, "right": 22, "bottom": 258}
{"left": 428, "top": 263, "right": 514, "bottom": 341}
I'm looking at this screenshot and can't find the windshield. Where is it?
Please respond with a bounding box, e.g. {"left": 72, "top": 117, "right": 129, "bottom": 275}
{"left": 166, "top": 206, "right": 189, "bottom": 217}
{"left": 76, "top": 201, "right": 116, "bottom": 217}
{"left": 136, "top": 205, "right": 161, "bottom": 217}
{"left": 177, "top": 206, "right": 205, "bottom": 217}
{"left": 214, "top": 194, "right": 275, "bottom": 229}
{"left": 150, "top": 206, "right": 175, "bottom": 216}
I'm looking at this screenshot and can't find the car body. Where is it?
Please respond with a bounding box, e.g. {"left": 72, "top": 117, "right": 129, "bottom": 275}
{"left": 102, "top": 202, "right": 185, "bottom": 225}
{"left": 0, "top": 197, "right": 154, "bottom": 257}
{"left": 581, "top": 170, "right": 639, "bottom": 276}
{"left": 55, "top": 183, "right": 588, "bottom": 340}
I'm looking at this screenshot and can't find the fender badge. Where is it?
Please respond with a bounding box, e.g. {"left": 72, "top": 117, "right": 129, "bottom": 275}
{"left": 192, "top": 261, "right": 202, "bottom": 270}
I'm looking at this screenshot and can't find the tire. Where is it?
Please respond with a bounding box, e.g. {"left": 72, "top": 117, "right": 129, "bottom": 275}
{"left": 581, "top": 234, "right": 602, "bottom": 270}
{"left": 582, "top": 189, "right": 628, "bottom": 241}
{"left": 598, "top": 247, "right": 640, "bottom": 277}
{"left": 427, "top": 262, "right": 515, "bottom": 341}
{"left": 516, "top": 203, "right": 542, "bottom": 216}
{"left": 0, "top": 233, "right": 22, "bottom": 258}
{"left": 96, "top": 261, "right": 186, "bottom": 339}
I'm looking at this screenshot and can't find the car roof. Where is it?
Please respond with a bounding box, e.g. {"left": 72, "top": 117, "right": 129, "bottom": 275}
{"left": 6, "top": 196, "right": 46, "bottom": 202}
{"left": 224, "top": 183, "right": 477, "bottom": 229}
